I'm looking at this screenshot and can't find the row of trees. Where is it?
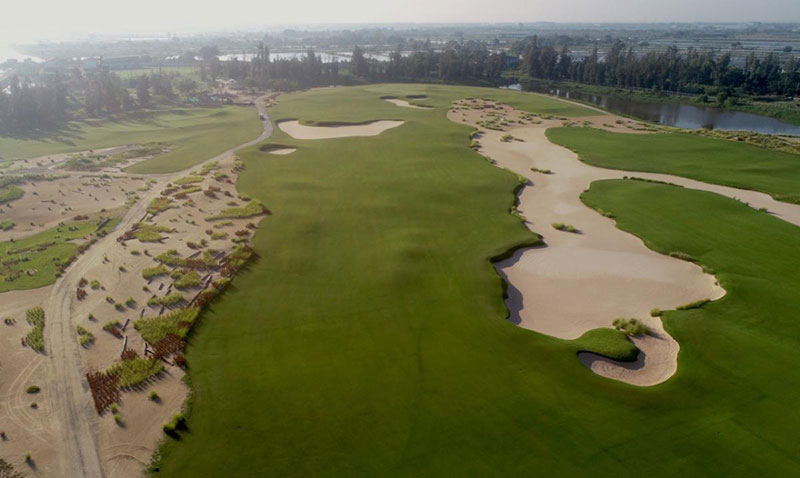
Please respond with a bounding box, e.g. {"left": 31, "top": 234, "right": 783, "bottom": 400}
{"left": 208, "top": 40, "right": 511, "bottom": 89}
{"left": 518, "top": 37, "right": 800, "bottom": 96}
{"left": 0, "top": 67, "right": 200, "bottom": 133}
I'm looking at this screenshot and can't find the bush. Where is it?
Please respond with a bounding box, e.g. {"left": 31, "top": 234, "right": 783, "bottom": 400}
{"left": 149, "top": 391, "right": 160, "bottom": 401}
{"left": 163, "top": 413, "right": 187, "bottom": 437}
{"left": 208, "top": 200, "right": 269, "bottom": 220}
{"left": 669, "top": 251, "right": 696, "bottom": 262}
{"left": 142, "top": 265, "right": 170, "bottom": 280}
{"left": 650, "top": 308, "right": 662, "bottom": 317}
{"left": 147, "top": 293, "right": 185, "bottom": 307}
{"left": 612, "top": 318, "right": 650, "bottom": 336}
{"left": 106, "top": 357, "right": 164, "bottom": 388}
{"left": 24, "top": 307, "right": 45, "bottom": 352}
{"left": 26, "top": 385, "right": 40, "bottom": 394}
{"left": 174, "top": 271, "right": 202, "bottom": 289}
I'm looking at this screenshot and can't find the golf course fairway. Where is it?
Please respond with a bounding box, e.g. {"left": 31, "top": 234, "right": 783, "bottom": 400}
{"left": 151, "top": 85, "right": 800, "bottom": 477}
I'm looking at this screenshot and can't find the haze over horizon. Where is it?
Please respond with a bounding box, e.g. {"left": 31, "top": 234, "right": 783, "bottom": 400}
{"left": 2, "top": 0, "right": 800, "bottom": 41}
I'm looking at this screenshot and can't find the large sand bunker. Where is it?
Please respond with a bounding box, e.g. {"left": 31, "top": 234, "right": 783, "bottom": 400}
{"left": 450, "top": 99, "right": 728, "bottom": 386}
{"left": 278, "top": 120, "right": 404, "bottom": 139}
{"left": 383, "top": 97, "right": 432, "bottom": 109}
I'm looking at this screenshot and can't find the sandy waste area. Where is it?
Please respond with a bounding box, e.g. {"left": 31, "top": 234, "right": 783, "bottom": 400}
{"left": 448, "top": 98, "right": 744, "bottom": 386}
{"left": 1, "top": 94, "right": 272, "bottom": 477}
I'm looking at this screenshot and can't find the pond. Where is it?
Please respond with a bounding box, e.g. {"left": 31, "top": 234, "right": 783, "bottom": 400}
{"left": 509, "top": 84, "right": 800, "bottom": 136}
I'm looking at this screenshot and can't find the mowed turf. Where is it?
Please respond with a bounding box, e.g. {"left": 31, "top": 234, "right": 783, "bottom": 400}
{"left": 154, "top": 85, "right": 800, "bottom": 476}
{"left": 547, "top": 127, "right": 800, "bottom": 202}
{"left": 0, "top": 106, "right": 261, "bottom": 174}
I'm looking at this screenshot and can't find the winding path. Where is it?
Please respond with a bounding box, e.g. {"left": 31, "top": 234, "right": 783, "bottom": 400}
{"left": 41, "top": 98, "right": 273, "bottom": 477}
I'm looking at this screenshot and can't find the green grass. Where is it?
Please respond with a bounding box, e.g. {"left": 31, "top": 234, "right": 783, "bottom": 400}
{"left": 153, "top": 85, "right": 800, "bottom": 477}
{"left": 571, "top": 327, "right": 640, "bottom": 361}
{"left": 0, "top": 106, "right": 261, "bottom": 174}
{"left": 0, "top": 184, "right": 23, "bottom": 204}
{"left": 0, "top": 217, "right": 119, "bottom": 293}
{"left": 546, "top": 127, "right": 800, "bottom": 202}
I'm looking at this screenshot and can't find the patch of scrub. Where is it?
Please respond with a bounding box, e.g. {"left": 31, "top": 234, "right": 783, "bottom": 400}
{"left": 382, "top": 97, "right": 432, "bottom": 110}
{"left": 277, "top": 120, "right": 404, "bottom": 140}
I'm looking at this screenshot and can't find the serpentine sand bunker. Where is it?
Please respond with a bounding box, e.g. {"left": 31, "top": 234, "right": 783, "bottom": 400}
{"left": 278, "top": 120, "right": 404, "bottom": 139}
{"left": 449, "top": 98, "right": 725, "bottom": 386}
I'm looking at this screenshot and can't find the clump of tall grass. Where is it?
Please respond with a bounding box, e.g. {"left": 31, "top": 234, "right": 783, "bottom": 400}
{"left": 25, "top": 307, "right": 45, "bottom": 352}
{"left": 612, "top": 318, "right": 650, "bottom": 336}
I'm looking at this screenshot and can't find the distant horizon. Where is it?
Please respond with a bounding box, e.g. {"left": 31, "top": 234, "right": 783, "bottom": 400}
{"left": 2, "top": 0, "right": 800, "bottom": 42}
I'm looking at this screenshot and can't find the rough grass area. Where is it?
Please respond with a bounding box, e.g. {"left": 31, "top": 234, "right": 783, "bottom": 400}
{"left": 0, "top": 217, "right": 119, "bottom": 292}
{"left": 174, "top": 175, "right": 204, "bottom": 185}
{"left": 132, "top": 224, "right": 174, "bottom": 242}
{"left": 571, "top": 327, "right": 639, "bottom": 361}
{"left": 134, "top": 307, "right": 200, "bottom": 344}
{"left": 147, "top": 292, "right": 185, "bottom": 307}
{"left": 0, "top": 107, "right": 261, "bottom": 174}
{"left": 154, "top": 85, "right": 800, "bottom": 476}
{"left": 547, "top": 127, "right": 800, "bottom": 202}
{"left": 106, "top": 356, "right": 164, "bottom": 388}
{"left": 208, "top": 200, "right": 268, "bottom": 220}
{"left": 147, "top": 197, "right": 175, "bottom": 215}
{"left": 25, "top": 306, "right": 46, "bottom": 352}
{"left": 142, "top": 265, "right": 170, "bottom": 279}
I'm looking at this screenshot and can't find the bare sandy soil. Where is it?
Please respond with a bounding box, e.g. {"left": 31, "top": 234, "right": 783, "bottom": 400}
{"left": 449, "top": 99, "right": 728, "bottom": 386}
{"left": 383, "top": 98, "right": 432, "bottom": 109}
{"left": 0, "top": 286, "right": 59, "bottom": 476}
{"left": 278, "top": 119, "right": 404, "bottom": 139}
{"left": 0, "top": 97, "right": 273, "bottom": 477}
{"left": 0, "top": 174, "right": 147, "bottom": 242}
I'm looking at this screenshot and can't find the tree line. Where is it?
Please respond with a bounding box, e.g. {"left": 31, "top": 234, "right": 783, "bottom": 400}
{"left": 213, "top": 41, "right": 510, "bottom": 89}
{"left": 517, "top": 37, "right": 800, "bottom": 97}
{"left": 0, "top": 67, "right": 199, "bottom": 134}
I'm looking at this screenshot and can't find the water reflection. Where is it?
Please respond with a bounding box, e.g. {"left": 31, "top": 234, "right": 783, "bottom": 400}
{"left": 516, "top": 84, "right": 800, "bottom": 136}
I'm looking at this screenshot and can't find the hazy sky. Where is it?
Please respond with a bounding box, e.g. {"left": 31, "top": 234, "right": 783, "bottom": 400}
{"left": 2, "top": 0, "right": 800, "bottom": 39}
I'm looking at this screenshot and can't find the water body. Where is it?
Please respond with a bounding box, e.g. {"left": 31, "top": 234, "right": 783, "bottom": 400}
{"left": 511, "top": 84, "right": 800, "bottom": 136}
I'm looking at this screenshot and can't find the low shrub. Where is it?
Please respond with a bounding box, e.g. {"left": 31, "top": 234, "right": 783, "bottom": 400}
{"left": 677, "top": 299, "right": 711, "bottom": 310}
{"left": 134, "top": 307, "right": 200, "bottom": 344}
{"left": 612, "top": 318, "right": 650, "bottom": 336}
{"left": 26, "top": 385, "right": 40, "bottom": 394}
{"left": 106, "top": 357, "right": 164, "bottom": 388}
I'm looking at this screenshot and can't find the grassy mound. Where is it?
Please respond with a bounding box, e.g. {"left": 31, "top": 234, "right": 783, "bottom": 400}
{"left": 571, "top": 328, "right": 639, "bottom": 362}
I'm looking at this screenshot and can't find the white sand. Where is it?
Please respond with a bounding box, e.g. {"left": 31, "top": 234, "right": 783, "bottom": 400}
{"left": 449, "top": 99, "right": 728, "bottom": 386}
{"left": 278, "top": 120, "right": 404, "bottom": 139}
{"left": 384, "top": 98, "right": 432, "bottom": 110}
{"left": 266, "top": 148, "right": 297, "bottom": 155}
